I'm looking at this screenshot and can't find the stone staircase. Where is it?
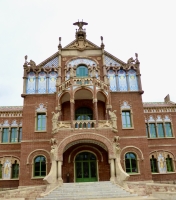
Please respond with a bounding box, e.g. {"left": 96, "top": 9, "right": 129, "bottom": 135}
{"left": 36, "top": 181, "right": 138, "bottom": 200}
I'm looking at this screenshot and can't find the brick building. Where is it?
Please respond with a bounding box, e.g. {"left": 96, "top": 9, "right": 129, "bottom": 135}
{"left": 0, "top": 21, "right": 176, "bottom": 189}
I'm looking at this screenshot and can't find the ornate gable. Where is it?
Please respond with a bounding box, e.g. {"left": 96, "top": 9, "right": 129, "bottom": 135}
{"left": 37, "top": 52, "right": 59, "bottom": 68}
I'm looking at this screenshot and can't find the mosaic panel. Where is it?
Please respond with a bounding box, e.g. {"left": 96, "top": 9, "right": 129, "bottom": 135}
{"left": 158, "top": 153, "right": 167, "bottom": 173}
{"left": 108, "top": 70, "right": 117, "bottom": 91}
{"left": 26, "top": 72, "right": 36, "bottom": 94}
{"left": 118, "top": 70, "right": 127, "bottom": 91}
{"left": 48, "top": 72, "right": 57, "bottom": 93}
{"left": 68, "top": 58, "right": 96, "bottom": 66}
{"left": 105, "top": 55, "right": 121, "bottom": 66}
{"left": 38, "top": 72, "right": 47, "bottom": 93}
{"left": 128, "top": 70, "right": 138, "bottom": 91}
{"left": 43, "top": 56, "right": 59, "bottom": 68}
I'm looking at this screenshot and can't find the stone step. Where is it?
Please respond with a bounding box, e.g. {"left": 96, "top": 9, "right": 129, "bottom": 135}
{"left": 36, "top": 181, "right": 138, "bottom": 200}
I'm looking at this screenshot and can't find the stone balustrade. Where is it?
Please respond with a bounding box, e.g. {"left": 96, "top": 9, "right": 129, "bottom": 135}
{"left": 57, "top": 77, "right": 109, "bottom": 93}
{"left": 73, "top": 120, "right": 96, "bottom": 129}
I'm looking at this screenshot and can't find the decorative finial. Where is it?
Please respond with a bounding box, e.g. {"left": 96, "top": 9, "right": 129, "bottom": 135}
{"left": 135, "top": 53, "right": 139, "bottom": 63}
{"left": 100, "top": 36, "right": 105, "bottom": 49}
{"left": 24, "top": 55, "right": 28, "bottom": 63}
{"left": 73, "top": 20, "right": 88, "bottom": 31}
{"left": 58, "top": 37, "right": 62, "bottom": 50}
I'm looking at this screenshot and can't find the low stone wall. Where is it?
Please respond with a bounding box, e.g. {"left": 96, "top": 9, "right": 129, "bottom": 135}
{"left": 0, "top": 185, "right": 46, "bottom": 199}
{"left": 127, "top": 181, "right": 176, "bottom": 196}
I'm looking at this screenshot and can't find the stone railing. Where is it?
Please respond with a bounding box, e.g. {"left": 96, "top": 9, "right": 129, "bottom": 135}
{"left": 73, "top": 120, "right": 96, "bottom": 129}
{"left": 57, "top": 77, "right": 109, "bottom": 93}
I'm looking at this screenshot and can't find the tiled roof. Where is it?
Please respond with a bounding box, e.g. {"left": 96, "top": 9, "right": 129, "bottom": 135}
{"left": 0, "top": 106, "right": 23, "bottom": 111}
{"left": 143, "top": 102, "right": 175, "bottom": 107}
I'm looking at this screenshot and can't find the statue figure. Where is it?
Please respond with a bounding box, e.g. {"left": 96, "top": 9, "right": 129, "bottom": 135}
{"left": 51, "top": 111, "right": 60, "bottom": 133}
{"left": 135, "top": 53, "right": 139, "bottom": 63}
{"left": 28, "top": 60, "right": 36, "bottom": 67}
{"left": 127, "top": 57, "right": 135, "bottom": 64}
{"left": 50, "top": 138, "right": 57, "bottom": 145}
{"left": 50, "top": 145, "right": 57, "bottom": 161}
{"left": 70, "top": 67, "right": 75, "bottom": 78}
{"left": 109, "top": 110, "right": 118, "bottom": 132}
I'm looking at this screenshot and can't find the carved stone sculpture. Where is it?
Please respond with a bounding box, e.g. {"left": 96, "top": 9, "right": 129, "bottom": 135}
{"left": 127, "top": 57, "right": 135, "bottom": 64}
{"left": 109, "top": 110, "right": 118, "bottom": 132}
{"left": 51, "top": 111, "right": 60, "bottom": 134}
{"left": 28, "top": 60, "right": 36, "bottom": 67}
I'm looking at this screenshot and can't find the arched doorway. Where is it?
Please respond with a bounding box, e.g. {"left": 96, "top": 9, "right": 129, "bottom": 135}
{"left": 75, "top": 151, "right": 97, "bottom": 182}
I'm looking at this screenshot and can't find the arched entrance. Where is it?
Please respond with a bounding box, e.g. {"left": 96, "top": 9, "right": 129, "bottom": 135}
{"left": 75, "top": 151, "right": 97, "bottom": 182}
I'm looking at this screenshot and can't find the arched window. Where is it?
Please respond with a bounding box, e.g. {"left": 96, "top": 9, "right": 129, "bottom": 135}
{"left": 26, "top": 72, "right": 36, "bottom": 94}
{"left": 76, "top": 66, "right": 88, "bottom": 77}
{"left": 12, "top": 160, "right": 19, "bottom": 178}
{"left": 108, "top": 70, "right": 117, "bottom": 91}
{"left": 166, "top": 155, "right": 173, "bottom": 172}
{"left": 150, "top": 155, "right": 158, "bottom": 173}
{"left": 75, "top": 107, "right": 93, "bottom": 120}
{"left": 38, "top": 71, "right": 47, "bottom": 93}
{"left": 118, "top": 70, "right": 127, "bottom": 91}
{"left": 125, "top": 153, "right": 138, "bottom": 173}
{"left": 128, "top": 69, "right": 138, "bottom": 91}
{"left": 34, "top": 156, "right": 46, "bottom": 177}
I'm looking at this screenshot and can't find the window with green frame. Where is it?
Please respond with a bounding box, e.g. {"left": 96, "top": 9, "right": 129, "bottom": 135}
{"left": 34, "top": 156, "right": 46, "bottom": 177}
{"left": 157, "top": 123, "right": 164, "bottom": 138}
{"left": 0, "top": 163, "right": 2, "bottom": 179}
{"left": 12, "top": 161, "right": 19, "bottom": 178}
{"left": 37, "top": 113, "right": 46, "bottom": 131}
{"left": 166, "top": 155, "right": 173, "bottom": 172}
{"left": 150, "top": 155, "right": 158, "bottom": 173}
{"left": 2, "top": 128, "right": 9, "bottom": 143}
{"left": 75, "top": 107, "right": 93, "bottom": 120}
{"left": 165, "top": 122, "right": 173, "bottom": 137}
{"left": 76, "top": 66, "right": 88, "bottom": 77}
{"left": 11, "top": 128, "right": 18, "bottom": 143}
{"left": 149, "top": 123, "right": 157, "bottom": 138}
{"left": 122, "top": 111, "right": 132, "bottom": 128}
{"left": 125, "top": 153, "right": 138, "bottom": 173}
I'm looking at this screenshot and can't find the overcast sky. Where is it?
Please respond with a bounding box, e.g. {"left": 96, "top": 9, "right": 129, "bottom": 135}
{"left": 0, "top": 0, "right": 176, "bottom": 106}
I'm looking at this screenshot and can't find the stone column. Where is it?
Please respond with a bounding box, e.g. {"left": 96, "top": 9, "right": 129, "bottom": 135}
{"left": 58, "top": 161, "right": 63, "bottom": 184}
{"left": 23, "top": 77, "right": 27, "bottom": 94}
{"left": 126, "top": 73, "right": 130, "bottom": 91}
{"left": 46, "top": 74, "right": 49, "bottom": 93}
{"left": 93, "top": 99, "right": 98, "bottom": 127}
{"left": 70, "top": 99, "right": 75, "bottom": 128}
{"left": 109, "top": 159, "right": 115, "bottom": 182}
{"left": 35, "top": 75, "right": 38, "bottom": 94}
{"left": 137, "top": 74, "right": 142, "bottom": 91}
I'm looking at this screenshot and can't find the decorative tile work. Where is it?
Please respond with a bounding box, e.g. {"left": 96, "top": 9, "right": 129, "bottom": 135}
{"left": 0, "top": 106, "right": 23, "bottom": 111}
{"left": 11, "top": 120, "right": 18, "bottom": 126}
{"left": 121, "top": 101, "right": 131, "bottom": 109}
{"left": 104, "top": 55, "right": 121, "bottom": 66}
{"left": 3, "top": 120, "right": 9, "bottom": 126}
{"left": 43, "top": 56, "right": 59, "bottom": 68}
{"left": 36, "top": 104, "right": 47, "bottom": 112}
{"left": 68, "top": 58, "right": 96, "bottom": 66}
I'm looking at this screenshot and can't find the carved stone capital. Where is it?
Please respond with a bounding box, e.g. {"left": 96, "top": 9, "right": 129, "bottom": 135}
{"left": 70, "top": 99, "right": 75, "bottom": 103}
{"left": 93, "top": 99, "right": 97, "bottom": 103}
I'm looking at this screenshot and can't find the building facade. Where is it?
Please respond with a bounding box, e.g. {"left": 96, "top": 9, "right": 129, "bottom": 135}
{"left": 0, "top": 21, "right": 176, "bottom": 189}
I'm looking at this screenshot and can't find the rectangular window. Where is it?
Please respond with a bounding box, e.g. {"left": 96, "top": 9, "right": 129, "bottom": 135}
{"left": 2, "top": 128, "right": 9, "bottom": 143}
{"left": 11, "top": 128, "right": 18, "bottom": 143}
{"left": 37, "top": 113, "right": 46, "bottom": 131}
{"left": 149, "top": 123, "right": 157, "bottom": 138}
{"left": 18, "top": 128, "right": 22, "bottom": 142}
{"left": 165, "top": 123, "right": 173, "bottom": 137}
{"left": 122, "top": 111, "right": 132, "bottom": 128}
{"left": 157, "top": 123, "right": 164, "bottom": 138}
